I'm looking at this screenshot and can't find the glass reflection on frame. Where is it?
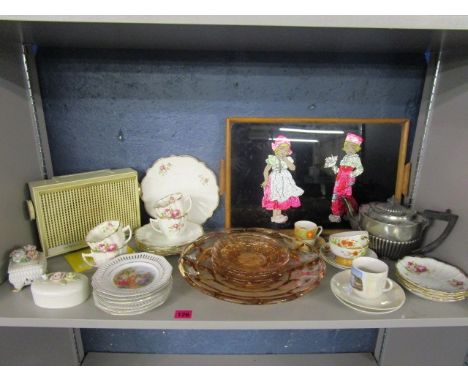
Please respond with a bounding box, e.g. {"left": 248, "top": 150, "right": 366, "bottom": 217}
{"left": 225, "top": 117, "right": 410, "bottom": 230}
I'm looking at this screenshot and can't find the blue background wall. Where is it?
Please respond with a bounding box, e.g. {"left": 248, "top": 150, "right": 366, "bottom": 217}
{"left": 36, "top": 48, "right": 426, "bottom": 354}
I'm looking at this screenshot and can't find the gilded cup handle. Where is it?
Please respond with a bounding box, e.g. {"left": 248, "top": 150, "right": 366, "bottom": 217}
{"left": 122, "top": 225, "right": 133, "bottom": 245}
{"left": 316, "top": 226, "right": 323, "bottom": 237}
{"left": 149, "top": 218, "right": 163, "bottom": 233}
{"left": 82, "top": 253, "right": 96, "bottom": 267}
{"left": 184, "top": 195, "right": 193, "bottom": 214}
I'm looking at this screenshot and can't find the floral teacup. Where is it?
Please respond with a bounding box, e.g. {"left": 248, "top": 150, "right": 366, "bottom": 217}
{"left": 329, "top": 231, "right": 369, "bottom": 266}
{"left": 294, "top": 220, "right": 323, "bottom": 245}
{"left": 82, "top": 248, "right": 126, "bottom": 267}
{"left": 329, "top": 231, "right": 369, "bottom": 249}
{"left": 85, "top": 220, "right": 132, "bottom": 253}
{"left": 153, "top": 192, "right": 192, "bottom": 220}
{"left": 150, "top": 215, "right": 187, "bottom": 241}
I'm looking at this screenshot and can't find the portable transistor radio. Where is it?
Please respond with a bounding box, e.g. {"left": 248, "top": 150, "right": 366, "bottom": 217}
{"left": 27, "top": 168, "right": 141, "bottom": 257}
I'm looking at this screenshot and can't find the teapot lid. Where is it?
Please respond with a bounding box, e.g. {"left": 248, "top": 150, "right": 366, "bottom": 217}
{"left": 368, "top": 197, "right": 417, "bottom": 224}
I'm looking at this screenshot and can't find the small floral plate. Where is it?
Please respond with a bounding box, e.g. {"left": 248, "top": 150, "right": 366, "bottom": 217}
{"left": 91, "top": 253, "right": 172, "bottom": 298}
{"left": 396, "top": 256, "right": 468, "bottom": 295}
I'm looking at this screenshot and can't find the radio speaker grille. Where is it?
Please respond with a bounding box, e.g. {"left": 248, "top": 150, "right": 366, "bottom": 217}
{"left": 28, "top": 169, "right": 141, "bottom": 257}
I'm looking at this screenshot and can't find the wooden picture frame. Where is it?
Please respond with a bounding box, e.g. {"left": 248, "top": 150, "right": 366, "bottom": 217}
{"left": 224, "top": 117, "right": 410, "bottom": 229}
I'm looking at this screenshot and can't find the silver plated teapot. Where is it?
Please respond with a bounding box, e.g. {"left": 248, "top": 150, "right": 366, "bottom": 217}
{"left": 343, "top": 197, "right": 458, "bottom": 260}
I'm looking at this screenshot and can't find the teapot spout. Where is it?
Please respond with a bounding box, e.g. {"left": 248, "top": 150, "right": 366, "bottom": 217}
{"left": 341, "top": 197, "right": 361, "bottom": 229}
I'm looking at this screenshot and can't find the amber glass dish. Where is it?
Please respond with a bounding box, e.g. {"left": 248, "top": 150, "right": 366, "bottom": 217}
{"left": 178, "top": 228, "right": 326, "bottom": 305}
{"left": 212, "top": 232, "right": 289, "bottom": 275}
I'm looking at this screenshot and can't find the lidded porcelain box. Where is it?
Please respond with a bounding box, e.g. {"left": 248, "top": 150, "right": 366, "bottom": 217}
{"left": 31, "top": 272, "right": 90, "bottom": 309}
{"left": 8, "top": 245, "right": 47, "bottom": 291}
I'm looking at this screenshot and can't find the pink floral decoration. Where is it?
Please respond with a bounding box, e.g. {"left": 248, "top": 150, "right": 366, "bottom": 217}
{"left": 405, "top": 261, "right": 428, "bottom": 273}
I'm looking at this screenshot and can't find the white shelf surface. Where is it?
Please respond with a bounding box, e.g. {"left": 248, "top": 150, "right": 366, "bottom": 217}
{"left": 0, "top": 253, "right": 466, "bottom": 330}
{"left": 1, "top": 15, "right": 468, "bottom": 30}
{"left": 82, "top": 352, "right": 377, "bottom": 366}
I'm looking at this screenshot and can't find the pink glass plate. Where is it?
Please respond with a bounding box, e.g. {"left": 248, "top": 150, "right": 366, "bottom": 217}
{"left": 178, "top": 228, "right": 326, "bottom": 305}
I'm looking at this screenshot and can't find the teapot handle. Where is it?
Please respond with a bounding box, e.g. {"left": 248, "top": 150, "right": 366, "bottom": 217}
{"left": 411, "top": 209, "right": 458, "bottom": 255}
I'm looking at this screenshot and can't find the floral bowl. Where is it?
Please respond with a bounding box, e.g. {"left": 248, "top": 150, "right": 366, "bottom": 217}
{"left": 329, "top": 231, "right": 369, "bottom": 249}
{"left": 330, "top": 241, "right": 368, "bottom": 260}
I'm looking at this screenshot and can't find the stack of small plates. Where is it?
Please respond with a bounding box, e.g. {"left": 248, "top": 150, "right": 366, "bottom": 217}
{"left": 396, "top": 256, "right": 468, "bottom": 302}
{"left": 92, "top": 253, "right": 173, "bottom": 315}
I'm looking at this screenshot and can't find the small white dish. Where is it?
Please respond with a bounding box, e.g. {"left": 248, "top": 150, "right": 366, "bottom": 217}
{"left": 135, "top": 221, "right": 203, "bottom": 248}
{"left": 330, "top": 269, "right": 405, "bottom": 312}
{"left": 319, "top": 244, "right": 377, "bottom": 270}
{"left": 334, "top": 294, "right": 403, "bottom": 315}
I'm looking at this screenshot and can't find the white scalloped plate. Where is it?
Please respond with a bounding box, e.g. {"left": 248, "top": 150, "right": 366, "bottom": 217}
{"left": 91, "top": 253, "right": 172, "bottom": 297}
{"left": 140, "top": 155, "right": 219, "bottom": 225}
{"left": 396, "top": 256, "right": 468, "bottom": 294}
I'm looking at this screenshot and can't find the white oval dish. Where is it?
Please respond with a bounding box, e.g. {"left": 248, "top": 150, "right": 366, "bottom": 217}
{"left": 396, "top": 256, "right": 468, "bottom": 294}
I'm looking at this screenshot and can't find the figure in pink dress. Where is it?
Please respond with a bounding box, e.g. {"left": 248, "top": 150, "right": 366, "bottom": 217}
{"left": 324, "top": 133, "right": 364, "bottom": 223}
{"left": 261, "top": 135, "right": 304, "bottom": 224}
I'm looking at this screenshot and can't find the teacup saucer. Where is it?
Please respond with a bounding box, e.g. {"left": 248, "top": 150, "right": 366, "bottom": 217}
{"left": 334, "top": 294, "right": 403, "bottom": 315}
{"left": 330, "top": 269, "right": 406, "bottom": 312}
{"left": 319, "top": 244, "right": 377, "bottom": 270}
{"left": 135, "top": 221, "right": 203, "bottom": 251}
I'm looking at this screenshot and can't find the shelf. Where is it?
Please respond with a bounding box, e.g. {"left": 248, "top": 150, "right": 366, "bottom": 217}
{"left": 1, "top": 16, "right": 468, "bottom": 30}
{"left": 1, "top": 18, "right": 468, "bottom": 54}
{"left": 0, "top": 251, "right": 466, "bottom": 330}
{"left": 82, "top": 352, "right": 377, "bottom": 366}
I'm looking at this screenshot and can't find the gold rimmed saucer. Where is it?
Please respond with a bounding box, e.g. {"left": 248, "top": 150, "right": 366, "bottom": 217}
{"left": 135, "top": 222, "right": 203, "bottom": 256}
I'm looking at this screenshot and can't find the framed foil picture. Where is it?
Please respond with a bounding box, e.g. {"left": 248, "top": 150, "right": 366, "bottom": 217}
{"left": 224, "top": 117, "right": 410, "bottom": 229}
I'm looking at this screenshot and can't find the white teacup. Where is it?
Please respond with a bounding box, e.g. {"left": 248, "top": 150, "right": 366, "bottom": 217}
{"left": 85, "top": 220, "right": 132, "bottom": 253}
{"left": 81, "top": 246, "right": 127, "bottom": 268}
{"left": 153, "top": 192, "right": 192, "bottom": 220}
{"left": 350, "top": 257, "right": 393, "bottom": 299}
{"left": 150, "top": 215, "right": 187, "bottom": 240}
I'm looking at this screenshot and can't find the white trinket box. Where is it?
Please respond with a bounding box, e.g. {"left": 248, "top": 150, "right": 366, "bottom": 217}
{"left": 31, "top": 272, "right": 90, "bottom": 309}
{"left": 8, "top": 245, "right": 47, "bottom": 291}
